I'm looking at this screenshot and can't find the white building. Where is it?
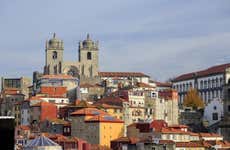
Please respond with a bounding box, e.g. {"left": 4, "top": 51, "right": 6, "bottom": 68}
{"left": 203, "top": 98, "right": 223, "bottom": 127}
{"left": 172, "top": 63, "right": 230, "bottom": 105}
{"left": 99, "top": 72, "right": 150, "bottom": 94}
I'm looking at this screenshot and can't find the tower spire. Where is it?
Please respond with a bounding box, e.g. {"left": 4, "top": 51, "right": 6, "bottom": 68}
{"left": 87, "top": 33, "right": 90, "bottom": 40}
{"left": 53, "top": 33, "right": 56, "bottom": 38}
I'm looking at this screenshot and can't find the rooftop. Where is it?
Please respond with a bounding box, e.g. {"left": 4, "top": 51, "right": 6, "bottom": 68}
{"left": 173, "top": 63, "right": 230, "bottom": 82}
{"left": 98, "top": 72, "right": 150, "bottom": 77}
{"left": 85, "top": 115, "right": 123, "bottom": 123}
{"left": 70, "top": 107, "right": 107, "bottom": 116}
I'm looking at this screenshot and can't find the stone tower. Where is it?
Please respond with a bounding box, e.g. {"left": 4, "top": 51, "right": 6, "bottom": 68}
{"left": 44, "top": 33, "right": 64, "bottom": 75}
{"left": 78, "top": 34, "right": 99, "bottom": 78}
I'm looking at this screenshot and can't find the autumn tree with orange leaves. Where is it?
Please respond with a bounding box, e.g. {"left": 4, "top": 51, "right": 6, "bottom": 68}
{"left": 183, "top": 88, "right": 204, "bottom": 109}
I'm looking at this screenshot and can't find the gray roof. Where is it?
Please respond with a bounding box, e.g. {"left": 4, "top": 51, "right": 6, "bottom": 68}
{"left": 25, "top": 135, "right": 60, "bottom": 147}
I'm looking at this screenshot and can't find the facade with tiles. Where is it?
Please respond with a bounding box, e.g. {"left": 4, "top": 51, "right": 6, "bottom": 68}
{"left": 172, "top": 63, "right": 230, "bottom": 106}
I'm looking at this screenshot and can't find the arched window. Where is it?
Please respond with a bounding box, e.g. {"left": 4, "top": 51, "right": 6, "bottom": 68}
{"left": 211, "top": 79, "right": 215, "bottom": 88}
{"left": 200, "top": 80, "right": 203, "bottom": 89}
{"left": 204, "top": 81, "right": 207, "bottom": 89}
{"left": 220, "top": 78, "right": 223, "bottom": 86}
{"left": 186, "top": 83, "right": 189, "bottom": 91}
{"left": 208, "top": 79, "right": 211, "bottom": 89}
{"left": 87, "top": 52, "right": 92, "bottom": 60}
{"left": 216, "top": 78, "right": 219, "bottom": 87}
{"left": 53, "top": 51, "right": 57, "bottom": 59}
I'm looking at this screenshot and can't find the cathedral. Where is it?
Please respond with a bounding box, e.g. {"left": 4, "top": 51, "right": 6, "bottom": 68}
{"left": 43, "top": 33, "right": 99, "bottom": 83}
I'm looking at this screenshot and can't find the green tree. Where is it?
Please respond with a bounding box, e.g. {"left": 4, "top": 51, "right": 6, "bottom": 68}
{"left": 183, "top": 88, "right": 204, "bottom": 109}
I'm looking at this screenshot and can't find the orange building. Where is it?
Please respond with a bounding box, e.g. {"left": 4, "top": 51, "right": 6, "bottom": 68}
{"left": 31, "top": 101, "right": 57, "bottom": 123}
{"left": 71, "top": 108, "right": 124, "bottom": 148}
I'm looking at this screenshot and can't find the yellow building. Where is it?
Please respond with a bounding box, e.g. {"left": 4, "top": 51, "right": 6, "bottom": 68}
{"left": 95, "top": 103, "right": 123, "bottom": 120}
{"left": 71, "top": 108, "right": 124, "bottom": 148}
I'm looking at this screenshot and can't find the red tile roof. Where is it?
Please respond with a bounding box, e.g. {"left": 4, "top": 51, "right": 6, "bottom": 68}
{"left": 96, "top": 96, "right": 128, "bottom": 106}
{"left": 176, "top": 141, "right": 205, "bottom": 148}
{"left": 154, "top": 81, "right": 172, "bottom": 87}
{"left": 2, "top": 88, "right": 21, "bottom": 95}
{"left": 84, "top": 115, "right": 124, "bottom": 123}
{"left": 199, "top": 132, "right": 222, "bottom": 138}
{"left": 98, "top": 72, "right": 150, "bottom": 77}
{"left": 40, "top": 86, "right": 67, "bottom": 97}
{"left": 70, "top": 108, "right": 107, "bottom": 116}
{"left": 128, "top": 123, "right": 151, "bottom": 133}
{"left": 94, "top": 103, "right": 122, "bottom": 109}
{"left": 160, "top": 127, "right": 189, "bottom": 134}
{"left": 150, "top": 120, "right": 168, "bottom": 132}
{"left": 158, "top": 89, "right": 178, "bottom": 100}
{"left": 136, "top": 82, "right": 155, "bottom": 88}
{"left": 174, "top": 63, "right": 230, "bottom": 82}
{"left": 74, "top": 100, "right": 96, "bottom": 108}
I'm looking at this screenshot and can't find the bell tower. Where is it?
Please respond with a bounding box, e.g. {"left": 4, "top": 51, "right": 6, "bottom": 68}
{"left": 78, "top": 34, "right": 99, "bottom": 78}
{"left": 44, "top": 33, "right": 64, "bottom": 75}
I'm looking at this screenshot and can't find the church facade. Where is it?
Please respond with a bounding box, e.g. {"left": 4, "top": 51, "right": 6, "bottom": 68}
{"left": 43, "top": 33, "right": 99, "bottom": 83}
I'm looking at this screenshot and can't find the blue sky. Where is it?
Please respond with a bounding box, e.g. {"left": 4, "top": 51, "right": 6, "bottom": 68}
{"left": 0, "top": 0, "right": 230, "bottom": 81}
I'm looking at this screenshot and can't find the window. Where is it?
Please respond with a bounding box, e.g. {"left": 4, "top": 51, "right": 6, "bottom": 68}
{"left": 204, "top": 81, "right": 207, "bottom": 89}
{"left": 212, "top": 113, "right": 218, "bottom": 120}
{"left": 213, "top": 106, "right": 217, "bottom": 110}
{"left": 220, "top": 78, "right": 223, "bottom": 86}
{"left": 200, "top": 80, "right": 203, "bottom": 89}
{"left": 216, "top": 78, "right": 219, "bottom": 87}
{"left": 52, "top": 51, "right": 57, "bottom": 59}
{"left": 87, "top": 52, "right": 92, "bottom": 60}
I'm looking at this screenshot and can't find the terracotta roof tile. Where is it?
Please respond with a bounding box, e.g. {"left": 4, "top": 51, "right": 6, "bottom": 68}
{"left": 127, "top": 123, "right": 151, "bottom": 132}
{"left": 94, "top": 103, "right": 122, "bottom": 109}
{"left": 70, "top": 107, "right": 107, "bottom": 116}
{"left": 160, "top": 127, "right": 189, "bottom": 134}
{"left": 136, "top": 82, "right": 155, "bottom": 88}
{"left": 150, "top": 120, "right": 168, "bottom": 131}
{"left": 199, "top": 132, "right": 222, "bottom": 137}
{"left": 84, "top": 115, "right": 123, "bottom": 123}
{"left": 96, "top": 96, "right": 127, "bottom": 106}
{"left": 176, "top": 141, "right": 205, "bottom": 148}
{"left": 74, "top": 100, "right": 96, "bottom": 108}
{"left": 154, "top": 81, "right": 172, "bottom": 87}
{"left": 174, "top": 63, "right": 230, "bottom": 82}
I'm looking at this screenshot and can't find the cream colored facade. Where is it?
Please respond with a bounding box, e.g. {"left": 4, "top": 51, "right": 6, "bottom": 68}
{"left": 44, "top": 33, "right": 99, "bottom": 83}
{"left": 146, "top": 96, "right": 179, "bottom": 125}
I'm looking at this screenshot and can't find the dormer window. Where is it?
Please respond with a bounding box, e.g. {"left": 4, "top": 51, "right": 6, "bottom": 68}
{"left": 53, "top": 51, "right": 57, "bottom": 59}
